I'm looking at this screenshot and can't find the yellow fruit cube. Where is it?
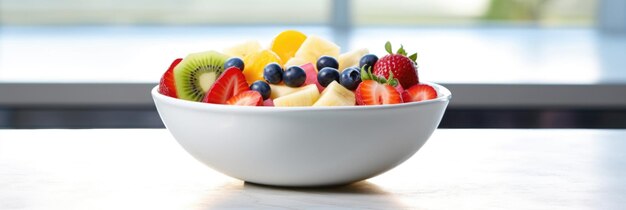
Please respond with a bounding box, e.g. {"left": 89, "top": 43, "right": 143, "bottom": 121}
{"left": 338, "top": 48, "right": 369, "bottom": 72}
{"left": 294, "top": 35, "right": 340, "bottom": 70}
{"left": 313, "top": 81, "right": 355, "bottom": 106}
{"left": 223, "top": 40, "right": 262, "bottom": 58}
{"left": 274, "top": 84, "right": 320, "bottom": 107}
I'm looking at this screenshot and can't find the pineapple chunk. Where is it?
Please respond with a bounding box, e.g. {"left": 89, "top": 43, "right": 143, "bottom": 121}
{"left": 269, "top": 84, "right": 303, "bottom": 99}
{"left": 274, "top": 84, "right": 320, "bottom": 107}
{"left": 294, "top": 36, "right": 340, "bottom": 69}
{"left": 313, "top": 81, "right": 355, "bottom": 106}
{"left": 223, "top": 40, "right": 262, "bottom": 58}
{"left": 284, "top": 57, "right": 309, "bottom": 68}
{"left": 338, "top": 48, "right": 369, "bottom": 72}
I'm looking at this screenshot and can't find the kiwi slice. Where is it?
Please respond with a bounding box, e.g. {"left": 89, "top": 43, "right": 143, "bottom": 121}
{"left": 174, "top": 51, "right": 228, "bottom": 101}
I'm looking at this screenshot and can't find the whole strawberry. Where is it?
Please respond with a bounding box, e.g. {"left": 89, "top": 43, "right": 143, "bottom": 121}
{"left": 372, "top": 42, "right": 418, "bottom": 89}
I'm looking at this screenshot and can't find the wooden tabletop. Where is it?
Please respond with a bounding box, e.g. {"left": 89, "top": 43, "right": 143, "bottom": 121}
{"left": 1, "top": 129, "right": 625, "bottom": 209}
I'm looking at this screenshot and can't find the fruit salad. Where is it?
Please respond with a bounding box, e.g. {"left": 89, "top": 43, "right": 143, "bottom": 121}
{"left": 158, "top": 30, "right": 438, "bottom": 107}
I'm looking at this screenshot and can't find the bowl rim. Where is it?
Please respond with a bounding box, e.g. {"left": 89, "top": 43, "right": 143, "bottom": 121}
{"left": 152, "top": 82, "right": 451, "bottom": 113}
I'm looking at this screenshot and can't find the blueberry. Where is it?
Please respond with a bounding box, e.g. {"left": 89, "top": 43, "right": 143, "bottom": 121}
{"left": 317, "top": 67, "right": 340, "bottom": 87}
{"left": 224, "top": 57, "right": 245, "bottom": 71}
{"left": 316, "top": 55, "right": 339, "bottom": 70}
{"left": 359, "top": 54, "right": 378, "bottom": 70}
{"left": 263, "top": 63, "right": 283, "bottom": 84}
{"left": 250, "top": 80, "right": 271, "bottom": 100}
{"left": 283, "top": 66, "right": 306, "bottom": 87}
{"left": 340, "top": 67, "right": 362, "bottom": 90}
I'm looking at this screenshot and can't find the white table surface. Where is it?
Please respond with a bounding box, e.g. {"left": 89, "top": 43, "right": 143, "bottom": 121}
{"left": 1, "top": 129, "right": 625, "bottom": 209}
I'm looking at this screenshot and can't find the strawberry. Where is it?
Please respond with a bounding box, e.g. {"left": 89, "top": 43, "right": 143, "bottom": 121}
{"left": 355, "top": 80, "right": 402, "bottom": 105}
{"left": 226, "top": 90, "right": 263, "bottom": 106}
{"left": 394, "top": 83, "right": 405, "bottom": 95}
{"left": 158, "top": 58, "right": 183, "bottom": 98}
{"left": 372, "top": 42, "right": 419, "bottom": 89}
{"left": 402, "top": 84, "right": 437, "bottom": 103}
{"left": 203, "top": 67, "right": 249, "bottom": 104}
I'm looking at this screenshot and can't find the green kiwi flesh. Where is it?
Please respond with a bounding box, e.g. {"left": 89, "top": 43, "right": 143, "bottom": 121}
{"left": 174, "top": 51, "right": 228, "bottom": 101}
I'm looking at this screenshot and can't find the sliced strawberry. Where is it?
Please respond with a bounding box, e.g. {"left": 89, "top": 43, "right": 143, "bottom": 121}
{"left": 301, "top": 63, "right": 323, "bottom": 92}
{"left": 203, "top": 67, "right": 249, "bottom": 104}
{"left": 355, "top": 80, "right": 402, "bottom": 105}
{"left": 158, "top": 58, "right": 183, "bottom": 98}
{"left": 402, "top": 84, "right": 437, "bottom": 103}
{"left": 226, "top": 90, "right": 263, "bottom": 106}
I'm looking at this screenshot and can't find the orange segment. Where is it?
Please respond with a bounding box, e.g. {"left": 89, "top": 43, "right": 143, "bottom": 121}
{"left": 270, "top": 30, "right": 307, "bottom": 65}
{"left": 243, "top": 50, "right": 282, "bottom": 85}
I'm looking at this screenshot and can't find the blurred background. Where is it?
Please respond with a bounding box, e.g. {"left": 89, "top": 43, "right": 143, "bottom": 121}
{"left": 0, "top": 0, "right": 625, "bottom": 128}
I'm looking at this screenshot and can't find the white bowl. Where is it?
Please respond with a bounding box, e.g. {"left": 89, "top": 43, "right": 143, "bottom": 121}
{"left": 152, "top": 82, "right": 451, "bottom": 187}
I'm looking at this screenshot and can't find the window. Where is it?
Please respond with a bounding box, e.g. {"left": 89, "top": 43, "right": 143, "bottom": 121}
{"left": 1, "top": 0, "right": 625, "bottom": 129}
{"left": 1, "top": 0, "right": 597, "bottom": 26}
{"left": 0, "top": 0, "right": 603, "bottom": 83}
{"left": 0, "top": 0, "right": 330, "bottom": 25}
{"left": 353, "top": 0, "right": 596, "bottom": 26}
